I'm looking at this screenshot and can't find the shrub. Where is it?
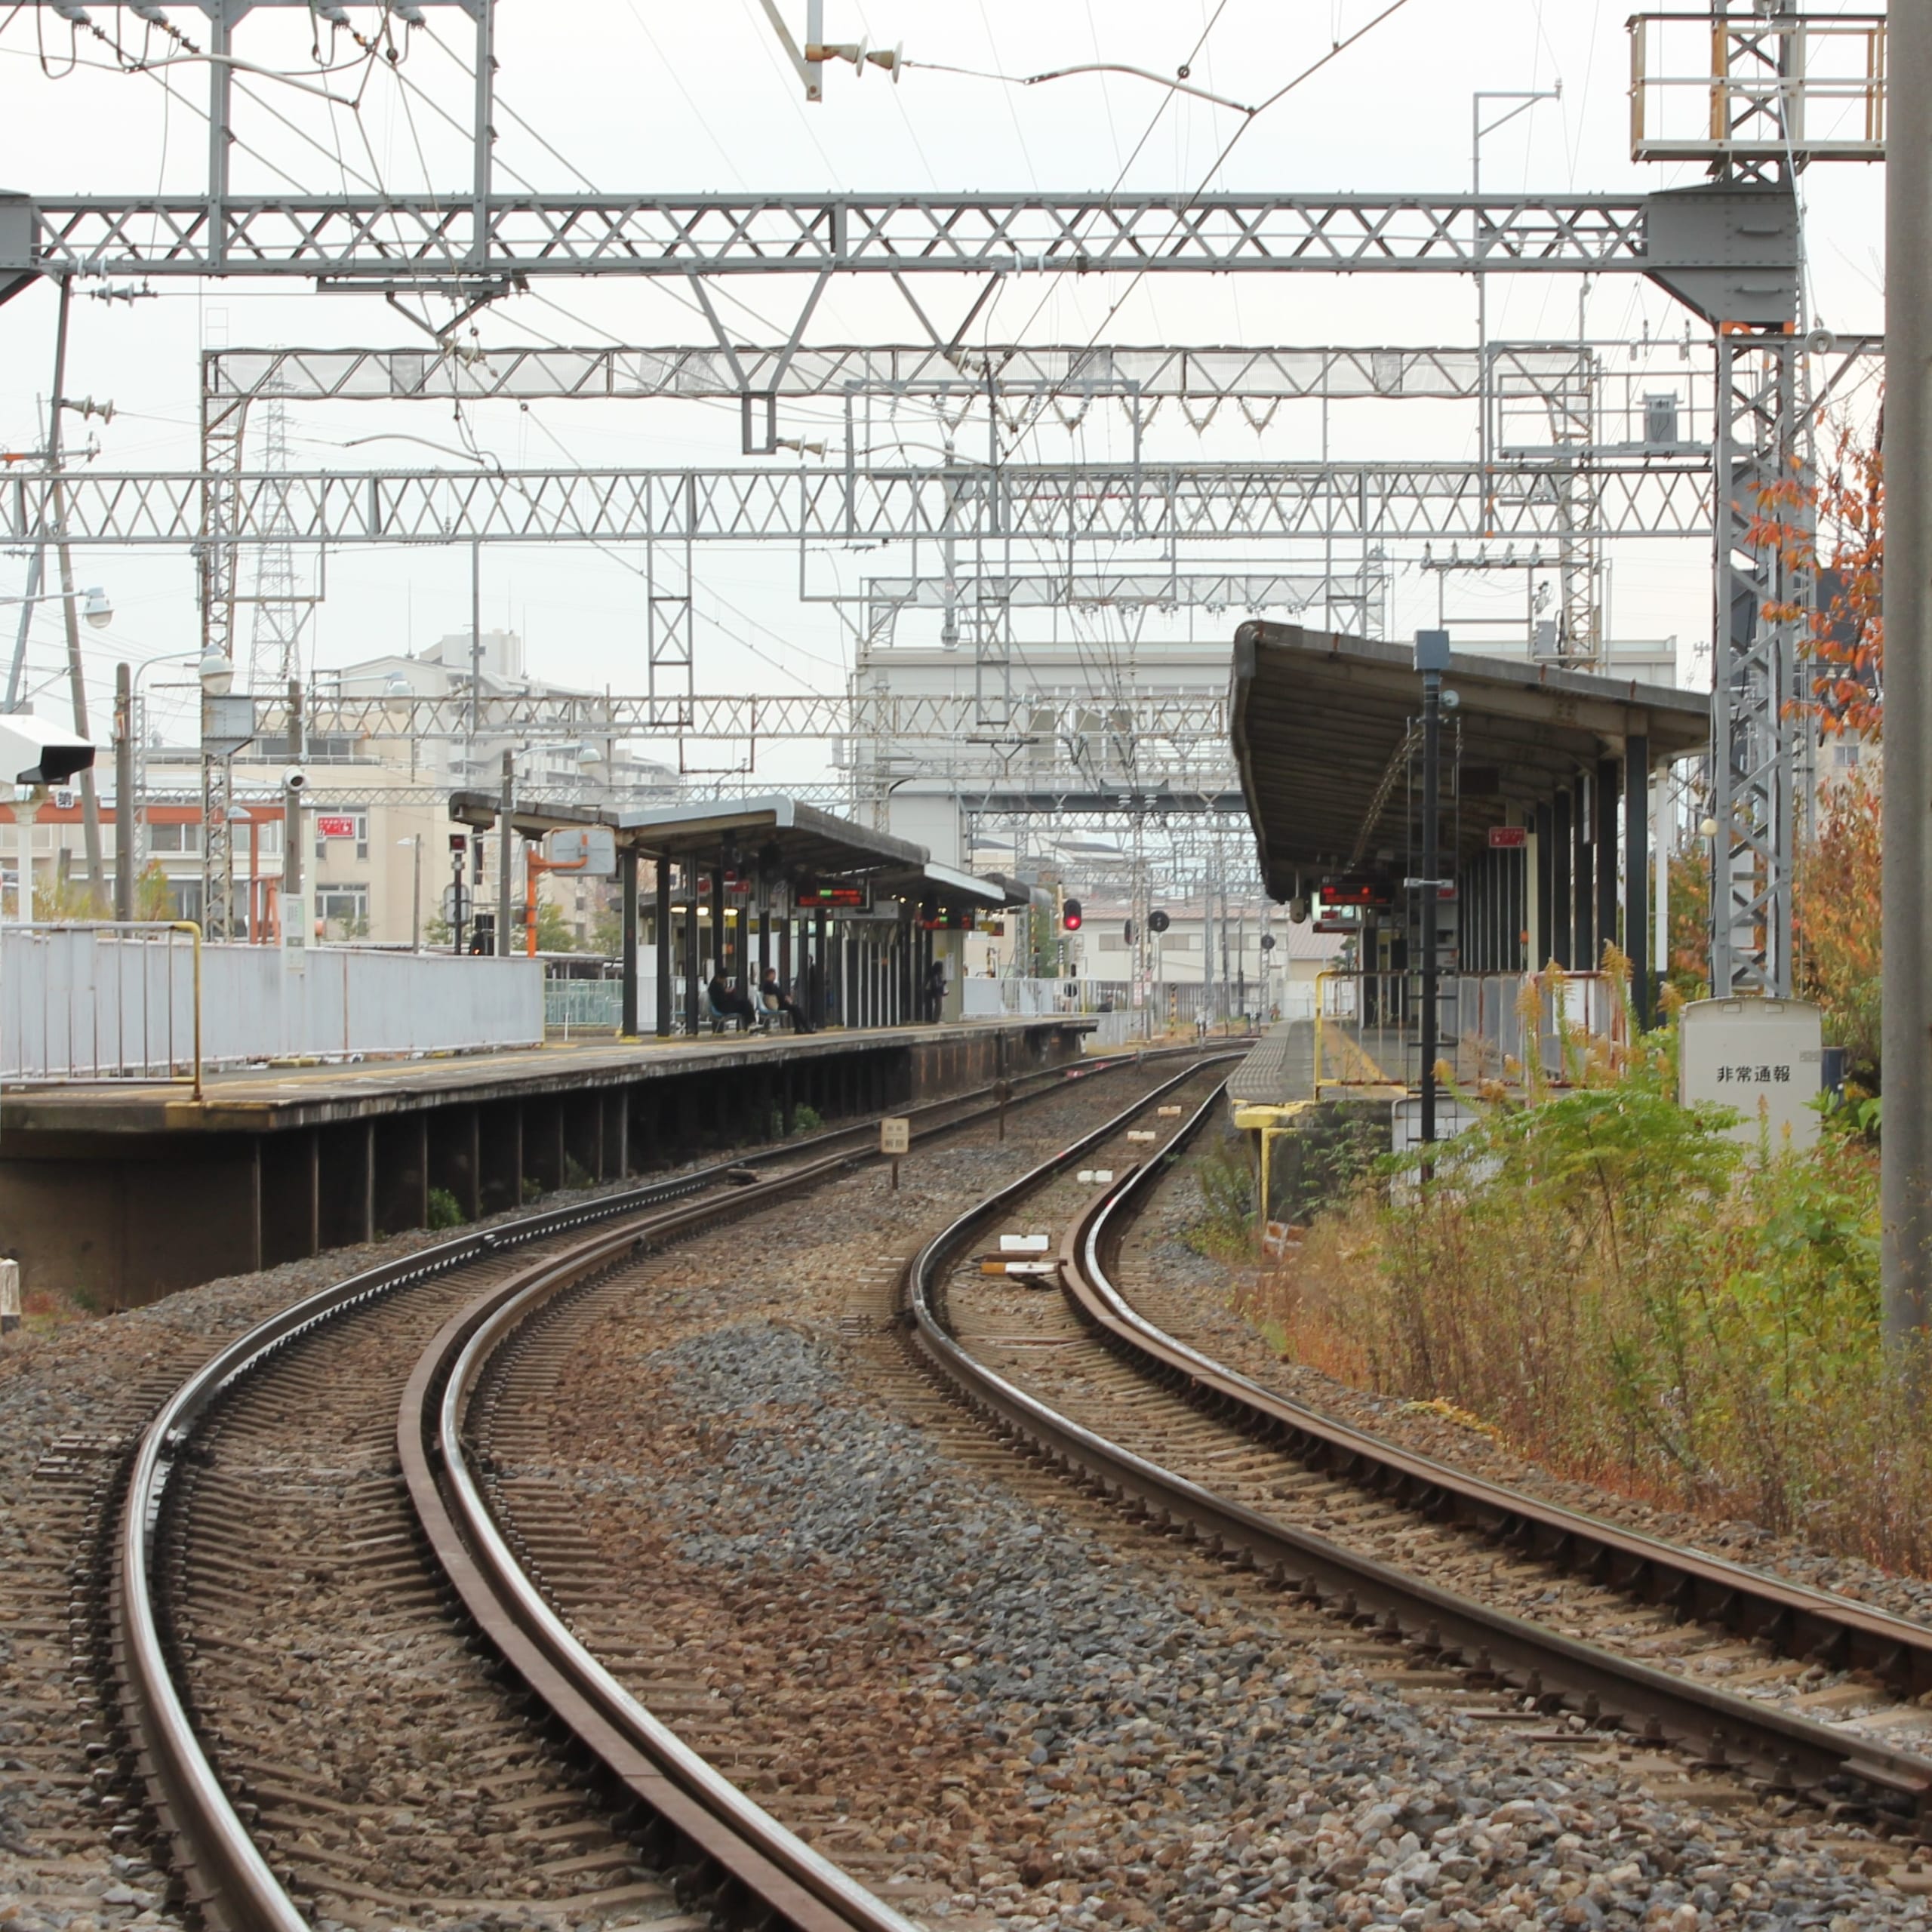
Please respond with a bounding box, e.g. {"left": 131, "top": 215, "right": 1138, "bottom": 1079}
{"left": 427, "top": 1187, "right": 466, "bottom": 1230}
{"left": 1252, "top": 977, "right": 1932, "bottom": 1574}
{"left": 1183, "top": 1128, "right": 1256, "bottom": 1262}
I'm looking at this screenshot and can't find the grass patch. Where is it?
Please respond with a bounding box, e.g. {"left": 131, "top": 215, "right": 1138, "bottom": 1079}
{"left": 1253, "top": 964, "right": 1932, "bottom": 1575}
{"left": 1180, "top": 1130, "right": 1256, "bottom": 1263}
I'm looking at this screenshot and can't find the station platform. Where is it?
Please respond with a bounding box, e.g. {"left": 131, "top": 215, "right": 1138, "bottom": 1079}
{"left": 1, "top": 1017, "right": 1091, "bottom": 1309}
{"left": 1226, "top": 1020, "right": 1318, "bottom": 1112}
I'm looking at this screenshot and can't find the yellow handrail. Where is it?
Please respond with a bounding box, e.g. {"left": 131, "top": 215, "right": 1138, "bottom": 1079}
{"left": 169, "top": 921, "right": 204, "bottom": 1100}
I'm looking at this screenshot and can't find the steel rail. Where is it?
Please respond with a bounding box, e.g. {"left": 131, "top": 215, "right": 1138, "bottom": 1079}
{"left": 400, "top": 1172, "right": 914, "bottom": 1932}
{"left": 111, "top": 1044, "right": 1188, "bottom": 1931}
{"left": 902, "top": 1078, "right": 1932, "bottom": 1827}
{"left": 395, "top": 1047, "right": 1232, "bottom": 1930}
{"left": 1070, "top": 1094, "right": 1932, "bottom": 1712}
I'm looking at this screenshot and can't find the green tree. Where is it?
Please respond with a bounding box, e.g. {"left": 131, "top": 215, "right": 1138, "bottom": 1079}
{"left": 589, "top": 903, "right": 628, "bottom": 957}
{"left": 135, "top": 860, "right": 176, "bottom": 922}
{"left": 533, "top": 899, "right": 574, "bottom": 953}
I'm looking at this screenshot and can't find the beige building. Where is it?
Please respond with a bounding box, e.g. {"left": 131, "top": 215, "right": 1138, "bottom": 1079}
{"left": 99, "top": 629, "right": 675, "bottom": 949}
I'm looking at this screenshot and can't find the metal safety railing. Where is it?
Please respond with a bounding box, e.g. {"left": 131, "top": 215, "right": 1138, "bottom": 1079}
{"left": 0, "top": 921, "right": 204, "bottom": 1094}
{"left": 1, "top": 922, "right": 545, "bottom": 1090}
{"left": 544, "top": 977, "right": 624, "bottom": 1032}
{"left": 1628, "top": 11, "right": 1885, "bottom": 162}
{"left": 1314, "top": 968, "right": 1626, "bottom": 1098}
{"left": 961, "top": 976, "right": 1133, "bottom": 1019}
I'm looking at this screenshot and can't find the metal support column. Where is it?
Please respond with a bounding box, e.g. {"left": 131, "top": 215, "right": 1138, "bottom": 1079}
{"left": 1626, "top": 739, "right": 1651, "bottom": 1026}
{"left": 496, "top": 749, "right": 514, "bottom": 956}
{"left": 113, "top": 663, "right": 134, "bottom": 923}
{"left": 1710, "top": 328, "right": 1801, "bottom": 996}
{"left": 1884, "top": 0, "right": 1932, "bottom": 1343}
{"left": 1574, "top": 774, "right": 1595, "bottom": 971}
{"left": 1552, "top": 790, "right": 1574, "bottom": 970}
{"left": 1596, "top": 755, "right": 1620, "bottom": 972}
{"left": 684, "top": 865, "right": 702, "bottom": 1037}
{"left": 620, "top": 844, "right": 639, "bottom": 1038}
{"left": 654, "top": 858, "right": 672, "bottom": 1038}
{"left": 1416, "top": 630, "right": 1448, "bottom": 1150}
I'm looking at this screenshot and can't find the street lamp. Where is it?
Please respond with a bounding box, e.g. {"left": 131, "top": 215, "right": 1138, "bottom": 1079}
{"left": 82, "top": 587, "right": 112, "bottom": 631}
{"left": 397, "top": 835, "right": 423, "bottom": 952}
{"left": 198, "top": 646, "right": 235, "bottom": 697}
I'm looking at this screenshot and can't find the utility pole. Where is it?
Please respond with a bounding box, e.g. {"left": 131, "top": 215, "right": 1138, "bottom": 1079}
{"left": 469, "top": 539, "right": 483, "bottom": 776}
{"left": 497, "top": 748, "right": 515, "bottom": 957}
{"left": 1884, "top": 0, "right": 1932, "bottom": 1345}
{"left": 45, "top": 277, "right": 106, "bottom": 907}
{"left": 1416, "top": 629, "right": 1451, "bottom": 1151}
{"left": 112, "top": 663, "right": 134, "bottom": 921}
{"left": 282, "top": 678, "right": 304, "bottom": 900}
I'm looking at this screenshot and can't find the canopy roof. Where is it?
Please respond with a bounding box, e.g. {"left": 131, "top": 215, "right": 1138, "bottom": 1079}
{"left": 1230, "top": 622, "right": 1711, "bottom": 900}
{"left": 447, "top": 790, "right": 1008, "bottom": 912}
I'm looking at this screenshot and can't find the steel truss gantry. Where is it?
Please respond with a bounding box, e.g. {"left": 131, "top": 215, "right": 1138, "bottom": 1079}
{"left": 2, "top": 3, "right": 1826, "bottom": 962}
{"left": 267, "top": 687, "right": 1233, "bottom": 751}
{"left": 851, "top": 571, "right": 1384, "bottom": 646}
{"left": 201, "top": 340, "right": 1561, "bottom": 411}
{"left": 8, "top": 192, "right": 1667, "bottom": 285}
{"left": 21, "top": 457, "right": 1714, "bottom": 547}
{"left": 193, "top": 337, "right": 1593, "bottom": 685}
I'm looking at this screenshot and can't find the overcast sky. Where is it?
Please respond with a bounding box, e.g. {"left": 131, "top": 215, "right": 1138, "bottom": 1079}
{"left": 0, "top": 1, "right": 1887, "bottom": 766}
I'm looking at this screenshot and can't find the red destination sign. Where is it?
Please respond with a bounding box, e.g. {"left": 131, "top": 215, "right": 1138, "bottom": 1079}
{"left": 1487, "top": 826, "right": 1528, "bottom": 850}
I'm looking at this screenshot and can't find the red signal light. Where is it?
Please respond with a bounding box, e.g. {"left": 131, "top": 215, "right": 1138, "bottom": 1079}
{"left": 1062, "top": 897, "right": 1084, "bottom": 931}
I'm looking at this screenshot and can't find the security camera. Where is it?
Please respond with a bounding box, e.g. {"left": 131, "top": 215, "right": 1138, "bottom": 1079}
{"left": 282, "top": 767, "right": 309, "bottom": 792}
{"left": 0, "top": 712, "right": 94, "bottom": 787}
{"left": 1287, "top": 896, "right": 1310, "bottom": 924}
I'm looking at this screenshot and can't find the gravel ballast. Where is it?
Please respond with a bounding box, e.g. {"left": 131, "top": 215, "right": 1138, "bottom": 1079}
{"left": 550, "top": 1305, "right": 1932, "bottom": 1931}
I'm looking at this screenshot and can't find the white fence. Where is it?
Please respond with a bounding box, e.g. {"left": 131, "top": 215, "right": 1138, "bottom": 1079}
{"left": 961, "top": 977, "right": 1134, "bottom": 1019}
{"left": 0, "top": 924, "right": 543, "bottom": 1083}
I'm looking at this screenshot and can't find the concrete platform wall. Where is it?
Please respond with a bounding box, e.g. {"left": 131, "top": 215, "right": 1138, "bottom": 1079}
{"left": 0, "top": 1023, "right": 1084, "bottom": 1309}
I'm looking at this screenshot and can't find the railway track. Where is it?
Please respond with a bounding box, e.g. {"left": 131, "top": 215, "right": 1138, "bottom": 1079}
{"left": 906, "top": 1075, "right": 1932, "bottom": 1856}
{"left": 104, "top": 1046, "right": 1215, "bottom": 1932}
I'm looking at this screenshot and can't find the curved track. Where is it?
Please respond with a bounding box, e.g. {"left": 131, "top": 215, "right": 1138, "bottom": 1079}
{"left": 904, "top": 1078, "right": 1932, "bottom": 1840}
{"left": 108, "top": 1047, "right": 1208, "bottom": 1932}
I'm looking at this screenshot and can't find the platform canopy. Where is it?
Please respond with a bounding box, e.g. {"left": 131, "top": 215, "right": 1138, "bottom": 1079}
{"left": 448, "top": 790, "right": 1008, "bottom": 915}
{"left": 1229, "top": 623, "right": 1711, "bottom": 900}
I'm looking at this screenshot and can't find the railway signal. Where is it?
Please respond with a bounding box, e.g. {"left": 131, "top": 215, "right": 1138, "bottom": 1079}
{"left": 1062, "top": 898, "right": 1083, "bottom": 932}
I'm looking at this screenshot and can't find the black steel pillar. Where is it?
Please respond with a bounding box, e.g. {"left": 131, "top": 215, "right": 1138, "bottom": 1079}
{"left": 1596, "top": 755, "right": 1620, "bottom": 973}
{"left": 1625, "top": 737, "right": 1651, "bottom": 1026}
{"left": 683, "top": 863, "right": 702, "bottom": 1038}
{"left": 620, "top": 844, "right": 639, "bottom": 1038}
{"left": 710, "top": 855, "right": 728, "bottom": 981}
{"left": 1572, "top": 777, "right": 1595, "bottom": 971}
{"left": 654, "top": 857, "right": 672, "bottom": 1038}
{"left": 1534, "top": 801, "right": 1555, "bottom": 968}
{"left": 1551, "top": 791, "right": 1574, "bottom": 970}
{"left": 1416, "top": 630, "right": 1448, "bottom": 1150}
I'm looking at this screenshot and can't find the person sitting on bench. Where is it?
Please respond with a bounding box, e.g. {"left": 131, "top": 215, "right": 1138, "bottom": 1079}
{"left": 706, "top": 971, "right": 760, "bottom": 1031}
{"left": 760, "top": 965, "right": 814, "bottom": 1034}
